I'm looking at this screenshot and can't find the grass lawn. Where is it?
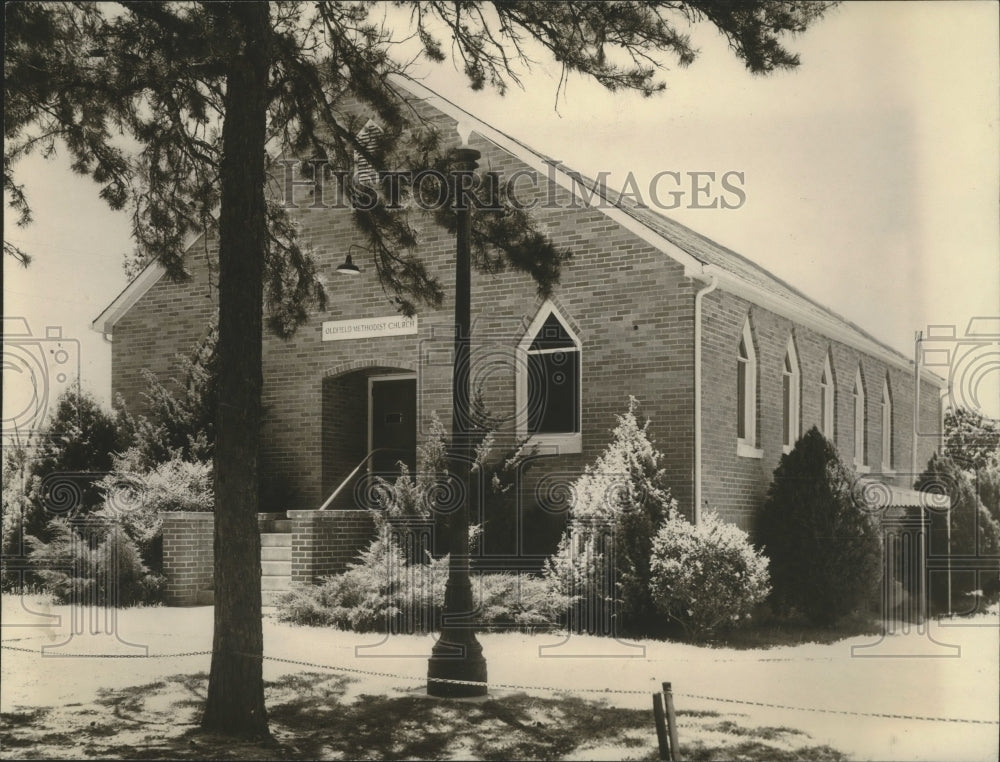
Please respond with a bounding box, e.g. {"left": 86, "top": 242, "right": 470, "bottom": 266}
{"left": 1, "top": 596, "right": 997, "bottom": 761}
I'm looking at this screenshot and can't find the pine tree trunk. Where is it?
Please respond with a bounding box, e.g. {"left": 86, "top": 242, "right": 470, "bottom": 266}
{"left": 201, "top": 1, "right": 271, "bottom": 740}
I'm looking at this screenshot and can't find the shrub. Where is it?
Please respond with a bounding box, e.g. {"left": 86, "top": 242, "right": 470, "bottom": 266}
{"left": 1, "top": 441, "right": 34, "bottom": 590}
{"left": 472, "top": 572, "right": 563, "bottom": 631}
{"left": 276, "top": 529, "right": 447, "bottom": 632}
{"left": 123, "top": 325, "right": 218, "bottom": 469}
{"left": 93, "top": 450, "right": 213, "bottom": 573}
{"left": 276, "top": 527, "right": 561, "bottom": 632}
{"left": 915, "top": 453, "right": 1000, "bottom": 609}
{"left": 545, "top": 397, "right": 676, "bottom": 635}
{"left": 20, "top": 390, "right": 132, "bottom": 541}
{"left": 372, "top": 407, "right": 535, "bottom": 560}
{"left": 649, "top": 508, "right": 770, "bottom": 639}
{"left": 26, "top": 519, "right": 164, "bottom": 606}
{"left": 978, "top": 464, "right": 1000, "bottom": 526}
{"left": 756, "top": 426, "right": 881, "bottom": 626}
{"left": 943, "top": 406, "right": 1000, "bottom": 472}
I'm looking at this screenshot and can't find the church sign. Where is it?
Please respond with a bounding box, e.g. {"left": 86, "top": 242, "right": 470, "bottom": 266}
{"left": 321, "top": 315, "right": 418, "bottom": 342}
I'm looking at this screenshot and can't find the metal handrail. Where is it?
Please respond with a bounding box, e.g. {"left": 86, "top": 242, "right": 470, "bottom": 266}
{"left": 318, "top": 448, "right": 410, "bottom": 511}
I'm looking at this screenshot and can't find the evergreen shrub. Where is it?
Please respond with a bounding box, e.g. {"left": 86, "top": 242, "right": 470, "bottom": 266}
{"left": 756, "top": 427, "right": 881, "bottom": 626}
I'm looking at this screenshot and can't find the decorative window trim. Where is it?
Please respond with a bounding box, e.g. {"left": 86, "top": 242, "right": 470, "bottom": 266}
{"left": 515, "top": 300, "right": 582, "bottom": 454}
{"left": 881, "top": 376, "right": 894, "bottom": 472}
{"left": 853, "top": 365, "right": 868, "bottom": 469}
{"left": 820, "top": 352, "right": 835, "bottom": 439}
{"left": 782, "top": 336, "right": 801, "bottom": 454}
{"left": 736, "top": 318, "right": 758, "bottom": 453}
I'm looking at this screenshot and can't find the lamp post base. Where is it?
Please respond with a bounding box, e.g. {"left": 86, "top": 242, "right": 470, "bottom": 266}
{"left": 427, "top": 637, "right": 487, "bottom": 697}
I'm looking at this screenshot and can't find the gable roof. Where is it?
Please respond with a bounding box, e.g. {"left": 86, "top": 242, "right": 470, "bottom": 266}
{"left": 392, "top": 77, "right": 942, "bottom": 385}
{"left": 93, "top": 76, "right": 942, "bottom": 385}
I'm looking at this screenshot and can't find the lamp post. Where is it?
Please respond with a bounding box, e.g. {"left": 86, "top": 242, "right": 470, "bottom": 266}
{"left": 427, "top": 144, "right": 487, "bottom": 697}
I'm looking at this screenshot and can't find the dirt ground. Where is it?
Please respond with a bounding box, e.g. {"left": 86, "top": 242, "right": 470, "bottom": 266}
{"left": 1, "top": 596, "right": 997, "bottom": 760}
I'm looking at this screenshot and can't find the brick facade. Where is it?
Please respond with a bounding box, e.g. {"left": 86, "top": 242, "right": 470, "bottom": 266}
{"left": 102, "top": 83, "right": 945, "bottom": 574}
{"left": 287, "top": 509, "right": 376, "bottom": 584}
{"left": 700, "top": 290, "right": 942, "bottom": 531}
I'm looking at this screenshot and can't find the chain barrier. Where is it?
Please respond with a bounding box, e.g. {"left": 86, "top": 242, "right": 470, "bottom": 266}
{"left": 0, "top": 642, "right": 212, "bottom": 658}
{"left": 3, "top": 641, "right": 997, "bottom": 725}
{"left": 674, "top": 691, "right": 1000, "bottom": 726}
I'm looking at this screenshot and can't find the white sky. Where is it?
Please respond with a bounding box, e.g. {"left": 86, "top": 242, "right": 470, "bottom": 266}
{"left": 4, "top": 1, "right": 999, "bottom": 421}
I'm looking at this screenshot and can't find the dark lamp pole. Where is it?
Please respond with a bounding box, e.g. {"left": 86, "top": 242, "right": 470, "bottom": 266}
{"left": 427, "top": 145, "right": 487, "bottom": 697}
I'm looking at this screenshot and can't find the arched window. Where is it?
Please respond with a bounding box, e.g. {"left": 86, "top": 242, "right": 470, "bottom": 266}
{"left": 517, "top": 302, "right": 581, "bottom": 452}
{"left": 853, "top": 366, "right": 867, "bottom": 469}
{"left": 881, "top": 377, "right": 893, "bottom": 470}
{"left": 820, "top": 352, "right": 835, "bottom": 438}
{"left": 782, "top": 337, "right": 801, "bottom": 452}
{"left": 354, "top": 121, "right": 382, "bottom": 186}
{"left": 737, "top": 319, "right": 760, "bottom": 456}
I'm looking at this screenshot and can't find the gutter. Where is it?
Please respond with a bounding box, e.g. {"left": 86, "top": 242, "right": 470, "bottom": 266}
{"left": 693, "top": 268, "right": 718, "bottom": 525}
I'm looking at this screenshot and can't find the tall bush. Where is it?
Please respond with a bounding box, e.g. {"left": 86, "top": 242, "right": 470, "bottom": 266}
{"left": 756, "top": 426, "right": 881, "bottom": 626}
{"left": 123, "top": 324, "right": 218, "bottom": 469}
{"left": 20, "top": 390, "right": 131, "bottom": 541}
{"left": 649, "top": 508, "right": 770, "bottom": 639}
{"left": 546, "top": 397, "right": 676, "bottom": 635}
{"left": 915, "top": 453, "right": 1000, "bottom": 606}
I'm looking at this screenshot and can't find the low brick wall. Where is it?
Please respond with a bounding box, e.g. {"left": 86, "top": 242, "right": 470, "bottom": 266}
{"left": 287, "top": 510, "right": 376, "bottom": 584}
{"left": 162, "top": 510, "right": 378, "bottom": 602}
{"left": 161, "top": 512, "right": 214, "bottom": 606}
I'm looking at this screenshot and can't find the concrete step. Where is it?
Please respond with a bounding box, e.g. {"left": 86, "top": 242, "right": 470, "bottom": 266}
{"left": 261, "top": 560, "right": 292, "bottom": 576}
{"left": 260, "top": 533, "right": 292, "bottom": 547}
{"left": 261, "top": 546, "right": 291, "bottom": 561}
{"left": 195, "top": 588, "right": 214, "bottom": 606}
{"left": 257, "top": 516, "right": 293, "bottom": 534}
{"left": 261, "top": 575, "right": 291, "bottom": 591}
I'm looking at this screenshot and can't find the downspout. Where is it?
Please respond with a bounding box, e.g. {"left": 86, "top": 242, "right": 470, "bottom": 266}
{"left": 693, "top": 269, "right": 718, "bottom": 525}
{"left": 912, "top": 331, "right": 926, "bottom": 623}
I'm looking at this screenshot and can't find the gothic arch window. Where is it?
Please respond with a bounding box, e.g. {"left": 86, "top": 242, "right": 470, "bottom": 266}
{"left": 881, "top": 376, "right": 894, "bottom": 471}
{"left": 853, "top": 365, "right": 868, "bottom": 469}
{"left": 737, "top": 318, "right": 761, "bottom": 457}
{"left": 820, "top": 352, "right": 835, "bottom": 439}
{"left": 782, "top": 336, "right": 801, "bottom": 452}
{"left": 516, "top": 301, "right": 582, "bottom": 453}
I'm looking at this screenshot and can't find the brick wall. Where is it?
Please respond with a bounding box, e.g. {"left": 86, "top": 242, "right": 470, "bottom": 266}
{"left": 252, "top": 107, "right": 696, "bottom": 515}
{"left": 161, "top": 512, "right": 214, "bottom": 606}
{"left": 700, "top": 289, "right": 944, "bottom": 532}
{"left": 287, "top": 509, "right": 376, "bottom": 584}
{"left": 112, "top": 246, "right": 218, "bottom": 416}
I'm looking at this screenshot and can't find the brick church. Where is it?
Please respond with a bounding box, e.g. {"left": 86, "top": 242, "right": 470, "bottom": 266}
{"left": 93, "top": 78, "right": 944, "bottom": 603}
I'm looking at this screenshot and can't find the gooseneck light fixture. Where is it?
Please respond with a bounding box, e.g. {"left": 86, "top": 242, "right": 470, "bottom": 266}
{"left": 336, "top": 245, "right": 364, "bottom": 275}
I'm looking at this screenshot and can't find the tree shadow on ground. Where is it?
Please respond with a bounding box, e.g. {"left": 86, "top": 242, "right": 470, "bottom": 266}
{"left": 0, "top": 671, "right": 846, "bottom": 761}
